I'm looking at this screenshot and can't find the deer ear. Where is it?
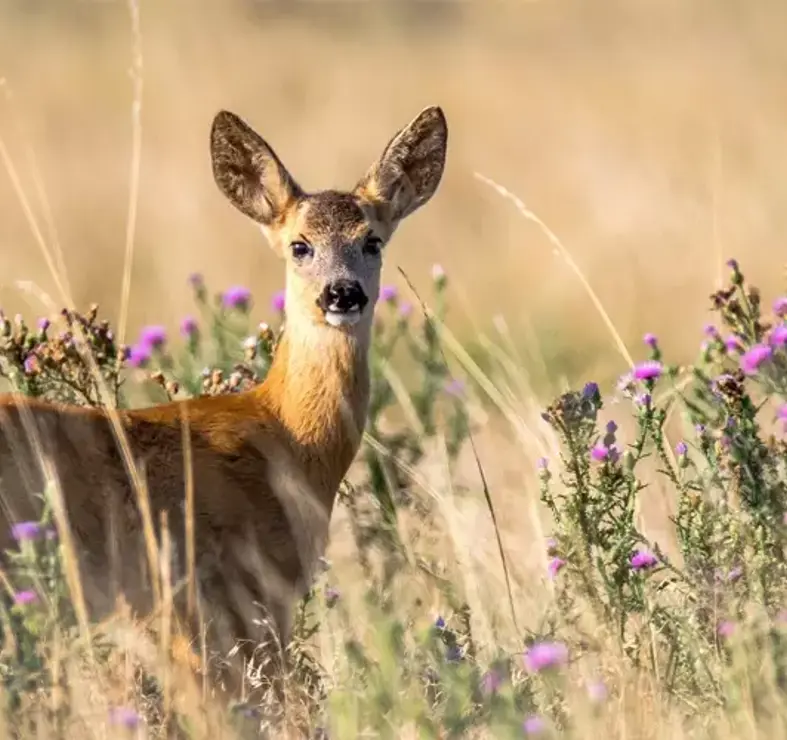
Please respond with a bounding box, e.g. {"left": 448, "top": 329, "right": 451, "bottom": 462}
{"left": 210, "top": 110, "right": 302, "bottom": 227}
{"left": 355, "top": 105, "right": 448, "bottom": 223}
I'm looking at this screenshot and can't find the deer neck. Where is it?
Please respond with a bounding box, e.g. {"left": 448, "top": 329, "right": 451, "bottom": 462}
{"left": 257, "top": 316, "right": 372, "bottom": 492}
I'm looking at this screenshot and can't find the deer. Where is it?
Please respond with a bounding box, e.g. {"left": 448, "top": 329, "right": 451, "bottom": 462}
{"left": 0, "top": 105, "right": 448, "bottom": 705}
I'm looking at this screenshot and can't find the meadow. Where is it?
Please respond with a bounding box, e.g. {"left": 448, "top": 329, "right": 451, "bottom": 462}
{"left": 1, "top": 1, "right": 787, "bottom": 738}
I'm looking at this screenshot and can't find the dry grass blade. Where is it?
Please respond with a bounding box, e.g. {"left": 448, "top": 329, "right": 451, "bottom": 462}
{"left": 134, "top": 460, "right": 162, "bottom": 609}
{"left": 397, "top": 265, "right": 519, "bottom": 633}
{"left": 117, "top": 0, "right": 144, "bottom": 347}
{"left": 474, "top": 171, "right": 634, "bottom": 369}
{"left": 181, "top": 409, "right": 197, "bottom": 623}
{"left": 0, "top": 131, "right": 71, "bottom": 307}
{"left": 473, "top": 172, "right": 682, "bottom": 471}
{"left": 45, "top": 474, "right": 95, "bottom": 664}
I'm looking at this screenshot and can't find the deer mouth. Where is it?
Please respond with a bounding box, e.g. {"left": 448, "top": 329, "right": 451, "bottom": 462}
{"left": 324, "top": 307, "right": 362, "bottom": 327}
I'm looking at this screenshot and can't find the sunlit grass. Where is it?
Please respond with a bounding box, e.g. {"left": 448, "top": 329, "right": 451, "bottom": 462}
{"left": 0, "top": 252, "right": 783, "bottom": 738}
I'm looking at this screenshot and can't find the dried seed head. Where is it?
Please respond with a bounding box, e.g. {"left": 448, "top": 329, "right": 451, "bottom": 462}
{"left": 149, "top": 371, "right": 166, "bottom": 387}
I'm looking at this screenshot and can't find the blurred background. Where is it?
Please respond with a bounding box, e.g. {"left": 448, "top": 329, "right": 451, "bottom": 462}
{"left": 0, "top": 0, "right": 785, "bottom": 384}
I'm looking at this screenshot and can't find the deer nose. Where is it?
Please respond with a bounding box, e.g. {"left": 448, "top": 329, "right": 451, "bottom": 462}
{"left": 318, "top": 279, "right": 369, "bottom": 314}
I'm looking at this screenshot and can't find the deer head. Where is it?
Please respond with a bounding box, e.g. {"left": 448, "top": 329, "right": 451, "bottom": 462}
{"left": 209, "top": 106, "right": 448, "bottom": 333}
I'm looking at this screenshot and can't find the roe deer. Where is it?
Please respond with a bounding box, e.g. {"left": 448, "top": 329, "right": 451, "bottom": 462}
{"left": 0, "top": 105, "right": 448, "bottom": 700}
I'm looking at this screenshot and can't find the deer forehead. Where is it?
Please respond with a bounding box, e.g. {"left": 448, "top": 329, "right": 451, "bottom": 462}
{"left": 285, "top": 191, "right": 385, "bottom": 247}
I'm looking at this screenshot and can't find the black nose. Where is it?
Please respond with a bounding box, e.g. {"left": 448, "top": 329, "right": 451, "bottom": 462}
{"left": 317, "top": 279, "right": 369, "bottom": 314}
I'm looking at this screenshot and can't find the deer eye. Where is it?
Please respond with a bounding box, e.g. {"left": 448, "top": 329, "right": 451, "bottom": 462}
{"left": 290, "top": 241, "right": 314, "bottom": 262}
{"left": 363, "top": 235, "right": 383, "bottom": 257}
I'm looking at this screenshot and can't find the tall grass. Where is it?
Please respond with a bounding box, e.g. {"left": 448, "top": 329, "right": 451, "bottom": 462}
{"left": 0, "top": 255, "right": 784, "bottom": 738}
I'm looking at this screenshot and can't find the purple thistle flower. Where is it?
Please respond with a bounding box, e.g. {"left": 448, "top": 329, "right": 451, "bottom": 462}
{"left": 587, "top": 680, "right": 608, "bottom": 702}
{"left": 717, "top": 620, "right": 735, "bottom": 638}
{"left": 770, "top": 325, "right": 787, "bottom": 347}
{"left": 643, "top": 333, "right": 658, "bottom": 348}
{"left": 37, "top": 317, "right": 50, "bottom": 332}
{"left": 23, "top": 355, "right": 38, "bottom": 374}
{"left": 223, "top": 286, "right": 253, "bottom": 311}
{"left": 675, "top": 441, "right": 688, "bottom": 456}
{"left": 546, "top": 537, "right": 558, "bottom": 555}
{"left": 271, "top": 290, "right": 286, "bottom": 313}
{"left": 446, "top": 644, "right": 463, "bottom": 662}
{"left": 591, "top": 444, "right": 619, "bottom": 463}
{"left": 139, "top": 325, "right": 166, "bottom": 349}
{"left": 774, "top": 297, "right": 787, "bottom": 317}
{"left": 740, "top": 344, "right": 773, "bottom": 375}
{"left": 109, "top": 707, "right": 141, "bottom": 729}
{"left": 398, "top": 301, "right": 413, "bottom": 319}
{"left": 324, "top": 586, "right": 340, "bottom": 607}
{"left": 126, "top": 343, "right": 151, "bottom": 368}
{"left": 13, "top": 590, "right": 38, "bottom": 606}
{"left": 434, "top": 615, "right": 446, "bottom": 630}
{"left": 188, "top": 272, "right": 204, "bottom": 289}
{"left": 480, "top": 669, "right": 502, "bottom": 695}
{"left": 11, "top": 521, "right": 42, "bottom": 541}
{"left": 582, "top": 381, "right": 600, "bottom": 400}
{"left": 778, "top": 404, "right": 787, "bottom": 421}
{"left": 635, "top": 392, "right": 652, "bottom": 407}
{"left": 726, "top": 258, "right": 739, "bottom": 271}
{"left": 238, "top": 706, "right": 262, "bottom": 720}
{"left": 632, "top": 360, "right": 663, "bottom": 381}
{"left": 630, "top": 549, "right": 658, "bottom": 570}
{"left": 524, "top": 641, "right": 569, "bottom": 672}
{"left": 523, "top": 715, "right": 546, "bottom": 735}
{"left": 180, "top": 316, "right": 198, "bottom": 339}
{"left": 617, "top": 372, "right": 634, "bottom": 394}
{"left": 380, "top": 285, "right": 398, "bottom": 303}
{"left": 606, "top": 420, "right": 618, "bottom": 434}
{"left": 537, "top": 457, "right": 549, "bottom": 471}
{"left": 444, "top": 379, "right": 465, "bottom": 397}
{"left": 724, "top": 335, "right": 743, "bottom": 353}
{"left": 548, "top": 557, "right": 566, "bottom": 579}
{"left": 704, "top": 324, "right": 718, "bottom": 338}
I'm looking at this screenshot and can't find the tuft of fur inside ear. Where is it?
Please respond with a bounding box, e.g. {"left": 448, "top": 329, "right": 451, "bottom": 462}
{"left": 210, "top": 110, "right": 302, "bottom": 226}
{"left": 355, "top": 105, "right": 448, "bottom": 223}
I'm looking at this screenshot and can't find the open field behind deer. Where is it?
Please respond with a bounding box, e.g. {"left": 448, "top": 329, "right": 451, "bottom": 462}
{"left": 1, "top": 2, "right": 786, "bottom": 367}
{"left": 0, "top": 2, "right": 786, "bottom": 738}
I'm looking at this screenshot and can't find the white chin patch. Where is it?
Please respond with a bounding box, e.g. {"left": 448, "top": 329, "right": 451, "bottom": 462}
{"left": 325, "top": 309, "right": 361, "bottom": 328}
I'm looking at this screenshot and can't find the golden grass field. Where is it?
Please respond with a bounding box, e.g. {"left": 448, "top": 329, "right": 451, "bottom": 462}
{"left": 1, "top": 2, "right": 786, "bottom": 737}
{"left": 1, "top": 1, "right": 785, "bottom": 358}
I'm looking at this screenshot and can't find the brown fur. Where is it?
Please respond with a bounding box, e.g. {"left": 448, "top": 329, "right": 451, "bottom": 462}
{"left": 0, "top": 105, "right": 447, "bottom": 703}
